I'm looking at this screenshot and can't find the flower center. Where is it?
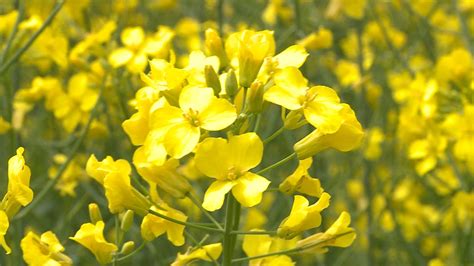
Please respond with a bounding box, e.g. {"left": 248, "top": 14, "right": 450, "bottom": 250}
{"left": 183, "top": 108, "right": 201, "bottom": 127}
{"left": 226, "top": 167, "right": 241, "bottom": 180}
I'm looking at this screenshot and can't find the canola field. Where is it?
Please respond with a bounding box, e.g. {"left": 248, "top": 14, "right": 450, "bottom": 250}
{"left": 0, "top": 0, "right": 473, "bottom": 265}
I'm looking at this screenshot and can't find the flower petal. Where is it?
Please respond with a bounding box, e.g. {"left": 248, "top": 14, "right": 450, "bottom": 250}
{"left": 203, "top": 180, "right": 236, "bottom": 211}
{"left": 164, "top": 122, "right": 200, "bottom": 159}
{"left": 232, "top": 172, "right": 270, "bottom": 207}
{"left": 179, "top": 86, "right": 214, "bottom": 113}
{"left": 199, "top": 98, "right": 237, "bottom": 131}
{"left": 195, "top": 137, "right": 232, "bottom": 179}
{"left": 304, "top": 86, "right": 344, "bottom": 134}
{"left": 229, "top": 132, "right": 263, "bottom": 172}
{"left": 108, "top": 48, "right": 133, "bottom": 68}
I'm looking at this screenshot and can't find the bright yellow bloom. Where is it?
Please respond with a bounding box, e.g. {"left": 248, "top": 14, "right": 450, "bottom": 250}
{"left": 21, "top": 231, "right": 72, "bottom": 266}
{"left": 140, "top": 59, "right": 188, "bottom": 92}
{"left": 0, "top": 210, "right": 10, "bottom": 254}
{"left": 408, "top": 133, "right": 447, "bottom": 176}
{"left": 243, "top": 232, "right": 295, "bottom": 265}
{"left": 70, "top": 221, "right": 118, "bottom": 265}
{"left": 1, "top": 147, "right": 33, "bottom": 218}
{"left": 86, "top": 154, "right": 132, "bottom": 185}
{"left": 294, "top": 104, "right": 364, "bottom": 159}
{"left": 225, "top": 30, "right": 275, "bottom": 87}
{"left": 141, "top": 206, "right": 187, "bottom": 246}
{"left": 171, "top": 243, "right": 222, "bottom": 266}
{"left": 151, "top": 86, "right": 237, "bottom": 158}
{"left": 298, "top": 27, "right": 333, "bottom": 50}
{"left": 279, "top": 158, "right": 323, "bottom": 197}
{"left": 264, "top": 67, "right": 345, "bottom": 134}
{"left": 103, "top": 172, "right": 151, "bottom": 216}
{"left": 297, "top": 211, "right": 356, "bottom": 253}
{"left": 195, "top": 133, "right": 271, "bottom": 211}
{"left": 278, "top": 193, "right": 331, "bottom": 239}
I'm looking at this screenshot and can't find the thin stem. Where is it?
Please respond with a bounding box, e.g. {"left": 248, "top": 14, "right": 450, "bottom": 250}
{"left": 231, "top": 230, "right": 276, "bottom": 235}
{"left": 222, "top": 194, "right": 236, "bottom": 266}
{"left": 0, "top": 0, "right": 65, "bottom": 75}
{"left": 14, "top": 87, "right": 103, "bottom": 220}
{"left": 257, "top": 153, "right": 296, "bottom": 175}
{"left": 188, "top": 193, "right": 224, "bottom": 230}
{"left": 116, "top": 242, "right": 146, "bottom": 262}
{"left": 253, "top": 114, "right": 262, "bottom": 133}
{"left": 148, "top": 209, "right": 223, "bottom": 233}
{"left": 263, "top": 127, "right": 285, "bottom": 144}
{"left": 231, "top": 231, "right": 354, "bottom": 263}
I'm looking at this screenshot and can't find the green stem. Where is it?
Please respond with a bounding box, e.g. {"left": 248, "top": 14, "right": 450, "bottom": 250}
{"left": 263, "top": 126, "right": 285, "bottom": 144}
{"left": 0, "top": 0, "right": 65, "bottom": 75}
{"left": 14, "top": 87, "right": 103, "bottom": 220}
{"left": 257, "top": 152, "right": 296, "bottom": 175}
{"left": 231, "top": 231, "right": 354, "bottom": 263}
{"left": 253, "top": 114, "right": 262, "bottom": 133}
{"left": 452, "top": 0, "right": 474, "bottom": 54}
{"left": 188, "top": 193, "right": 224, "bottom": 230}
{"left": 231, "top": 230, "right": 276, "bottom": 235}
{"left": 148, "top": 209, "right": 223, "bottom": 233}
{"left": 222, "top": 194, "right": 237, "bottom": 266}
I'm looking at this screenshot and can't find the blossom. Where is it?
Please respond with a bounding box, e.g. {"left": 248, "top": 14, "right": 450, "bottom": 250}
{"left": 264, "top": 67, "right": 345, "bottom": 134}
{"left": 279, "top": 158, "right": 323, "bottom": 197}
{"left": 70, "top": 221, "right": 118, "bottom": 264}
{"left": 195, "top": 133, "right": 271, "bottom": 211}
{"left": 21, "top": 231, "right": 72, "bottom": 266}
{"left": 151, "top": 86, "right": 237, "bottom": 158}
{"left": 141, "top": 206, "right": 187, "bottom": 246}
{"left": 171, "top": 243, "right": 222, "bottom": 266}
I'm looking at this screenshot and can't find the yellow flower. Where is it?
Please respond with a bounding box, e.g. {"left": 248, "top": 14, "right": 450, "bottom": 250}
{"left": 278, "top": 193, "right": 331, "bottom": 239}
{"left": 150, "top": 86, "right": 237, "bottom": 158}
{"left": 408, "top": 133, "right": 447, "bottom": 176}
{"left": 298, "top": 27, "right": 333, "bottom": 50}
{"left": 294, "top": 104, "right": 364, "bottom": 159}
{"left": 0, "top": 210, "right": 10, "bottom": 254}
{"left": 264, "top": 67, "right": 345, "bottom": 134}
{"left": 141, "top": 206, "right": 187, "bottom": 246}
{"left": 225, "top": 30, "right": 275, "bottom": 87}
{"left": 70, "top": 221, "right": 118, "bottom": 264}
{"left": 296, "top": 211, "right": 356, "bottom": 253}
{"left": 86, "top": 154, "right": 132, "bottom": 185}
{"left": 171, "top": 243, "right": 222, "bottom": 266}
{"left": 140, "top": 59, "right": 188, "bottom": 92}
{"left": 243, "top": 232, "right": 295, "bottom": 266}
{"left": 195, "top": 133, "right": 271, "bottom": 211}
{"left": 21, "top": 231, "right": 72, "bottom": 266}
{"left": 1, "top": 147, "right": 33, "bottom": 218}
{"left": 279, "top": 158, "right": 323, "bottom": 197}
{"left": 103, "top": 172, "right": 151, "bottom": 216}
{"left": 0, "top": 116, "right": 11, "bottom": 134}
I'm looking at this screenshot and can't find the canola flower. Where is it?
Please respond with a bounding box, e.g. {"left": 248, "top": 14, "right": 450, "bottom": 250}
{"left": 0, "top": 0, "right": 472, "bottom": 265}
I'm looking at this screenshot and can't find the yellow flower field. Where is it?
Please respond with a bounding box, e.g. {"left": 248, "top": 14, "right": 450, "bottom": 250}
{"left": 0, "top": 0, "right": 472, "bottom": 265}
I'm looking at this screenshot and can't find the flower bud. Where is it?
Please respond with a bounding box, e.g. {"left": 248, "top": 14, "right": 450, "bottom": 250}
{"left": 120, "top": 210, "right": 134, "bottom": 232}
{"left": 120, "top": 241, "right": 135, "bottom": 255}
{"left": 205, "top": 65, "right": 221, "bottom": 96}
{"left": 225, "top": 69, "right": 239, "bottom": 99}
{"left": 205, "top": 28, "right": 228, "bottom": 68}
{"left": 294, "top": 104, "right": 364, "bottom": 159}
{"left": 246, "top": 81, "right": 264, "bottom": 113}
{"left": 88, "top": 203, "right": 103, "bottom": 224}
{"left": 284, "top": 110, "right": 304, "bottom": 129}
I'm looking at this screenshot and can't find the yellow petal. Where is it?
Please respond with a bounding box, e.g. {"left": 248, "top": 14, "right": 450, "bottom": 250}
{"left": 0, "top": 211, "right": 11, "bottom": 254}
{"left": 264, "top": 67, "right": 307, "bottom": 110}
{"left": 179, "top": 86, "right": 214, "bottom": 113}
{"left": 150, "top": 105, "right": 185, "bottom": 131}
{"left": 243, "top": 233, "right": 272, "bottom": 257}
{"left": 108, "top": 48, "right": 133, "bottom": 68}
{"left": 274, "top": 45, "right": 309, "bottom": 68}
{"left": 232, "top": 172, "right": 270, "bottom": 207}
{"left": 203, "top": 180, "right": 236, "bottom": 211}
{"left": 164, "top": 122, "right": 201, "bottom": 158}
{"left": 229, "top": 132, "right": 263, "bottom": 172}
{"left": 304, "top": 86, "right": 344, "bottom": 134}
{"left": 199, "top": 98, "right": 237, "bottom": 131}
{"left": 121, "top": 27, "right": 145, "bottom": 48}
{"left": 195, "top": 137, "right": 232, "bottom": 179}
